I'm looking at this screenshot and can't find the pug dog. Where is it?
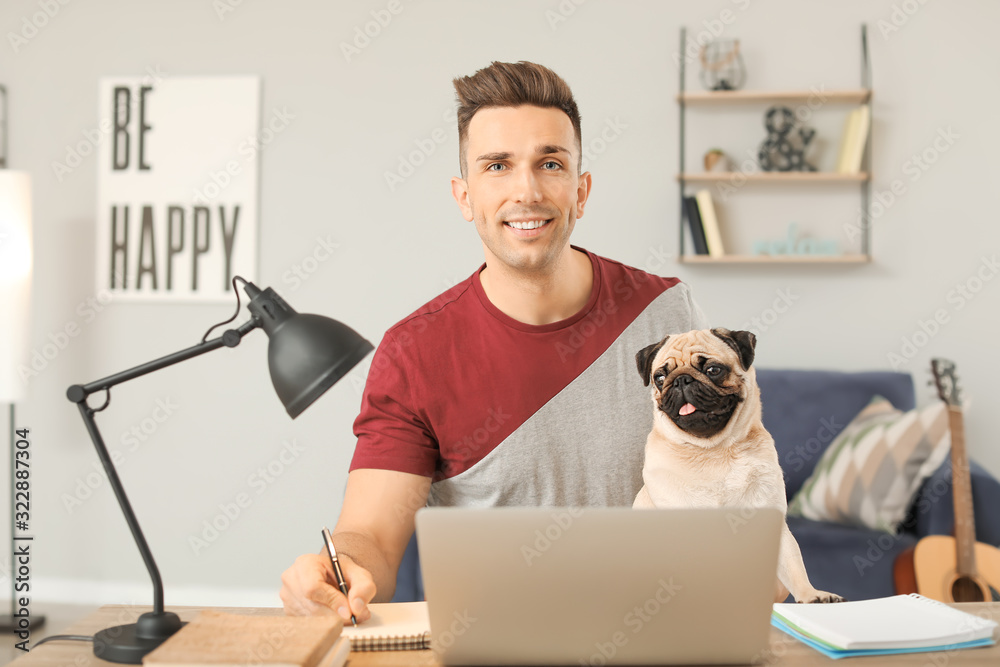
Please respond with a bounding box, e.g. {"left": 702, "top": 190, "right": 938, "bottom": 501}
{"left": 633, "top": 328, "right": 844, "bottom": 604}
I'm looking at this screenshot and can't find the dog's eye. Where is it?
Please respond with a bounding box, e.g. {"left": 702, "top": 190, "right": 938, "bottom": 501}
{"left": 706, "top": 365, "right": 723, "bottom": 377}
{"left": 653, "top": 373, "right": 665, "bottom": 387}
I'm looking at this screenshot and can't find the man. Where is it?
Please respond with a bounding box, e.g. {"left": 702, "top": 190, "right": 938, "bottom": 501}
{"left": 280, "top": 61, "right": 720, "bottom": 620}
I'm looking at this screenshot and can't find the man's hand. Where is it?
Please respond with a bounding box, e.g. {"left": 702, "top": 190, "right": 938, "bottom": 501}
{"left": 280, "top": 552, "right": 376, "bottom": 623}
{"left": 280, "top": 469, "right": 430, "bottom": 617}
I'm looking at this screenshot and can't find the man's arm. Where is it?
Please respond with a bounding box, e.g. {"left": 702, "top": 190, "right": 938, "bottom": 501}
{"left": 333, "top": 468, "right": 431, "bottom": 601}
{"left": 280, "top": 469, "right": 431, "bottom": 618}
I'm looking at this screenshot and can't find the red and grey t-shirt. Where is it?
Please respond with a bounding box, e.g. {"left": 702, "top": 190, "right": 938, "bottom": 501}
{"left": 349, "top": 247, "right": 707, "bottom": 507}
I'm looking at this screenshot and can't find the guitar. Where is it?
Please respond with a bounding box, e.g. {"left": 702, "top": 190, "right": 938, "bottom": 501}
{"left": 894, "top": 358, "right": 1000, "bottom": 602}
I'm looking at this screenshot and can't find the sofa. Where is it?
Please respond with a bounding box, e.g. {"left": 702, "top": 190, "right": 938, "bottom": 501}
{"left": 390, "top": 369, "right": 1000, "bottom": 603}
{"left": 760, "top": 369, "right": 1000, "bottom": 601}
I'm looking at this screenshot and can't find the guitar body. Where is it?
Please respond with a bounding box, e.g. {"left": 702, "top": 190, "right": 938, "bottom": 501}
{"left": 913, "top": 535, "right": 1000, "bottom": 602}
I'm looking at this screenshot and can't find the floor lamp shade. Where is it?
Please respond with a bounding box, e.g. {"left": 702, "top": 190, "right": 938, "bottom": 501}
{"left": 0, "top": 170, "right": 32, "bottom": 404}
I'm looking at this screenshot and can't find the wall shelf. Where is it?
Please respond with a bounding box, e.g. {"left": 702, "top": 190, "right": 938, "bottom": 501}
{"left": 678, "top": 172, "right": 870, "bottom": 184}
{"left": 677, "top": 24, "right": 873, "bottom": 264}
{"left": 679, "top": 254, "right": 871, "bottom": 265}
{"left": 678, "top": 89, "right": 871, "bottom": 105}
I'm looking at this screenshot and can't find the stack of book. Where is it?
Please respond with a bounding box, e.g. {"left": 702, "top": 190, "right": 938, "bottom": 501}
{"left": 683, "top": 189, "right": 724, "bottom": 257}
{"left": 143, "top": 610, "right": 350, "bottom": 667}
{"left": 835, "top": 104, "right": 871, "bottom": 174}
{"left": 141, "top": 602, "right": 433, "bottom": 666}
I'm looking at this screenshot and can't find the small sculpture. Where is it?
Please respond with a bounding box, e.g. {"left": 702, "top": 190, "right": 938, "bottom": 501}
{"left": 757, "top": 106, "right": 817, "bottom": 172}
{"left": 703, "top": 148, "right": 730, "bottom": 173}
{"left": 752, "top": 223, "right": 839, "bottom": 256}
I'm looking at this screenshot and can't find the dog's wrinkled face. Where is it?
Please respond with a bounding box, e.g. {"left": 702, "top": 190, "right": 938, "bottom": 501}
{"left": 635, "top": 328, "right": 757, "bottom": 439}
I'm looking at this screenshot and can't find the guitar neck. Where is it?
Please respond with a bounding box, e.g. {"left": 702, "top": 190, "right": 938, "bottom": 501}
{"left": 948, "top": 405, "right": 978, "bottom": 576}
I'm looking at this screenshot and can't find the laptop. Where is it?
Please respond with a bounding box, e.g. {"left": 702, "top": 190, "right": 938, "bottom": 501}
{"left": 415, "top": 506, "right": 783, "bottom": 665}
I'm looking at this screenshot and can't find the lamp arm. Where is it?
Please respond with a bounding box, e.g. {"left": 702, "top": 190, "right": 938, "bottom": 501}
{"left": 72, "top": 401, "right": 172, "bottom": 613}
{"left": 70, "top": 318, "right": 259, "bottom": 400}
{"left": 65, "top": 317, "right": 260, "bottom": 616}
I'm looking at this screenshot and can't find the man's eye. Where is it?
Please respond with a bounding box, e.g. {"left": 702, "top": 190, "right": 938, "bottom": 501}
{"left": 487, "top": 163, "right": 505, "bottom": 171}
{"left": 541, "top": 161, "right": 561, "bottom": 170}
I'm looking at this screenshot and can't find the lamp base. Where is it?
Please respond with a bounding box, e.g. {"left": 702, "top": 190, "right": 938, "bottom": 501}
{"left": 0, "top": 613, "right": 45, "bottom": 631}
{"left": 93, "top": 611, "right": 185, "bottom": 664}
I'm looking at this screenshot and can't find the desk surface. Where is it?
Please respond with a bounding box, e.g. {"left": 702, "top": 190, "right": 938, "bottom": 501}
{"left": 7, "top": 602, "right": 1000, "bottom": 667}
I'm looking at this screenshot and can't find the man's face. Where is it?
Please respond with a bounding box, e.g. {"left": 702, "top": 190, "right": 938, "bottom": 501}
{"left": 451, "top": 105, "right": 591, "bottom": 274}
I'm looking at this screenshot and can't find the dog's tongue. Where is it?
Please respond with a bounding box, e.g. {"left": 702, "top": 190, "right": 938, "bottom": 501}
{"left": 679, "top": 403, "right": 697, "bottom": 416}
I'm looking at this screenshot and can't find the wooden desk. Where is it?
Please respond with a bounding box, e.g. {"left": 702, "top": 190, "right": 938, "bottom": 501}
{"left": 7, "top": 603, "right": 999, "bottom": 667}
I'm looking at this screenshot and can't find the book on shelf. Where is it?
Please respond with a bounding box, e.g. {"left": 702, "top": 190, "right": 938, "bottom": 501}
{"left": 772, "top": 593, "right": 997, "bottom": 660}
{"left": 142, "top": 610, "right": 349, "bottom": 667}
{"left": 845, "top": 104, "right": 871, "bottom": 172}
{"left": 834, "top": 107, "right": 858, "bottom": 173}
{"left": 693, "top": 189, "right": 725, "bottom": 258}
{"left": 683, "top": 195, "right": 709, "bottom": 255}
{"left": 836, "top": 105, "right": 870, "bottom": 174}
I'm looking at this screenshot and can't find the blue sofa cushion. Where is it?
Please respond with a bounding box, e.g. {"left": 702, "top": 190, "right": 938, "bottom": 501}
{"left": 905, "top": 458, "right": 1000, "bottom": 547}
{"left": 786, "top": 515, "right": 918, "bottom": 601}
{"left": 756, "top": 369, "right": 916, "bottom": 499}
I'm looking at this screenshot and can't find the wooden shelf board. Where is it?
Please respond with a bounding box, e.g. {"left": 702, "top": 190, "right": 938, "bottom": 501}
{"left": 679, "top": 254, "right": 870, "bottom": 265}
{"left": 678, "top": 172, "right": 869, "bottom": 183}
{"left": 678, "top": 89, "right": 871, "bottom": 104}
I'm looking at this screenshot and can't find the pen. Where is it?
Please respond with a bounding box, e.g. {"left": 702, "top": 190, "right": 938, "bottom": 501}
{"left": 322, "top": 527, "right": 357, "bottom": 627}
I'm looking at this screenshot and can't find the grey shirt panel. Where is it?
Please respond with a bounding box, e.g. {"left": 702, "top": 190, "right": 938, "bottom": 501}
{"left": 427, "top": 283, "right": 707, "bottom": 508}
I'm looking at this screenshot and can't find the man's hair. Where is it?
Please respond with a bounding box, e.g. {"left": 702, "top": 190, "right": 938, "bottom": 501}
{"left": 453, "top": 61, "right": 582, "bottom": 178}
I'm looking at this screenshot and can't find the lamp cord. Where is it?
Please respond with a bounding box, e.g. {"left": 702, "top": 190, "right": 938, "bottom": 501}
{"left": 31, "top": 634, "right": 94, "bottom": 647}
{"left": 89, "top": 388, "right": 112, "bottom": 414}
{"left": 200, "top": 276, "right": 248, "bottom": 343}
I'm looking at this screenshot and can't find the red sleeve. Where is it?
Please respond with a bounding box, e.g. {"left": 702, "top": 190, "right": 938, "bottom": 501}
{"left": 349, "top": 331, "right": 438, "bottom": 477}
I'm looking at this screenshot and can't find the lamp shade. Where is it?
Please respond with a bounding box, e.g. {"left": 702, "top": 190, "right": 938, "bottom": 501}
{"left": 0, "top": 170, "right": 32, "bottom": 403}
{"left": 244, "top": 283, "right": 373, "bottom": 418}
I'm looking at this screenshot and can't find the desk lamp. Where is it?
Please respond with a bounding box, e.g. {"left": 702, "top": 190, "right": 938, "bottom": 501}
{"left": 66, "top": 277, "right": 373, "bottom": 663}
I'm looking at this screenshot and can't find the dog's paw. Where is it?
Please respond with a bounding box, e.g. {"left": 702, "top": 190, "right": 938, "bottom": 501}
{"left": 797, "top": 591, "right": 847, "bottom": 604}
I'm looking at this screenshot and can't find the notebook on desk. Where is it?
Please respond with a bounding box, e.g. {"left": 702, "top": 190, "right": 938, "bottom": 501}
{"left": 771, "top": 593, "right": 998, "bottom": 658}
{"left": 415, "top": 507, "right": 784, "bottom": 666}
{"left": 341, "top": 601, "right": 431, "bottom": 651}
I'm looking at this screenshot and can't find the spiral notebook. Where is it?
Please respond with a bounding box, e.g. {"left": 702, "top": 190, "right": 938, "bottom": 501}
{"left": 772, "top": 593, "right": 998, "bottom": 659}
{"left": 341, "top": 601, "right": 431, "bottom": 651}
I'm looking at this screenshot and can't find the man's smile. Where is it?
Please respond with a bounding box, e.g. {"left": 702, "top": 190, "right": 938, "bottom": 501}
{"left": 503, "top": 218, "right": 553, "bottom": 238}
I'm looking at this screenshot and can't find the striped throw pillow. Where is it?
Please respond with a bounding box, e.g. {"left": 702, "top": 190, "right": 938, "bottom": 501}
{"left": 787, "top": 396, "right": 950, "bottom": 533}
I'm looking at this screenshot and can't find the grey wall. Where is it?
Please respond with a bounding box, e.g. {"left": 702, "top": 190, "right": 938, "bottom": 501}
{"left": 1, "top": 0, "right": 998, "bottom": 605}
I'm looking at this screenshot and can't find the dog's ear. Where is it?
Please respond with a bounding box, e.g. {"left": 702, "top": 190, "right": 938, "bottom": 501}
{"left": 635, "top": 337, "right": 668, "bottom": 386}
{"left": 711, "top": 328, "right": 756, "bottom": 371}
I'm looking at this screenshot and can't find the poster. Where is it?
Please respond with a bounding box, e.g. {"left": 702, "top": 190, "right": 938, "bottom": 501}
{"left": 95, "top": 76, "right": 260, "bottom": 302}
